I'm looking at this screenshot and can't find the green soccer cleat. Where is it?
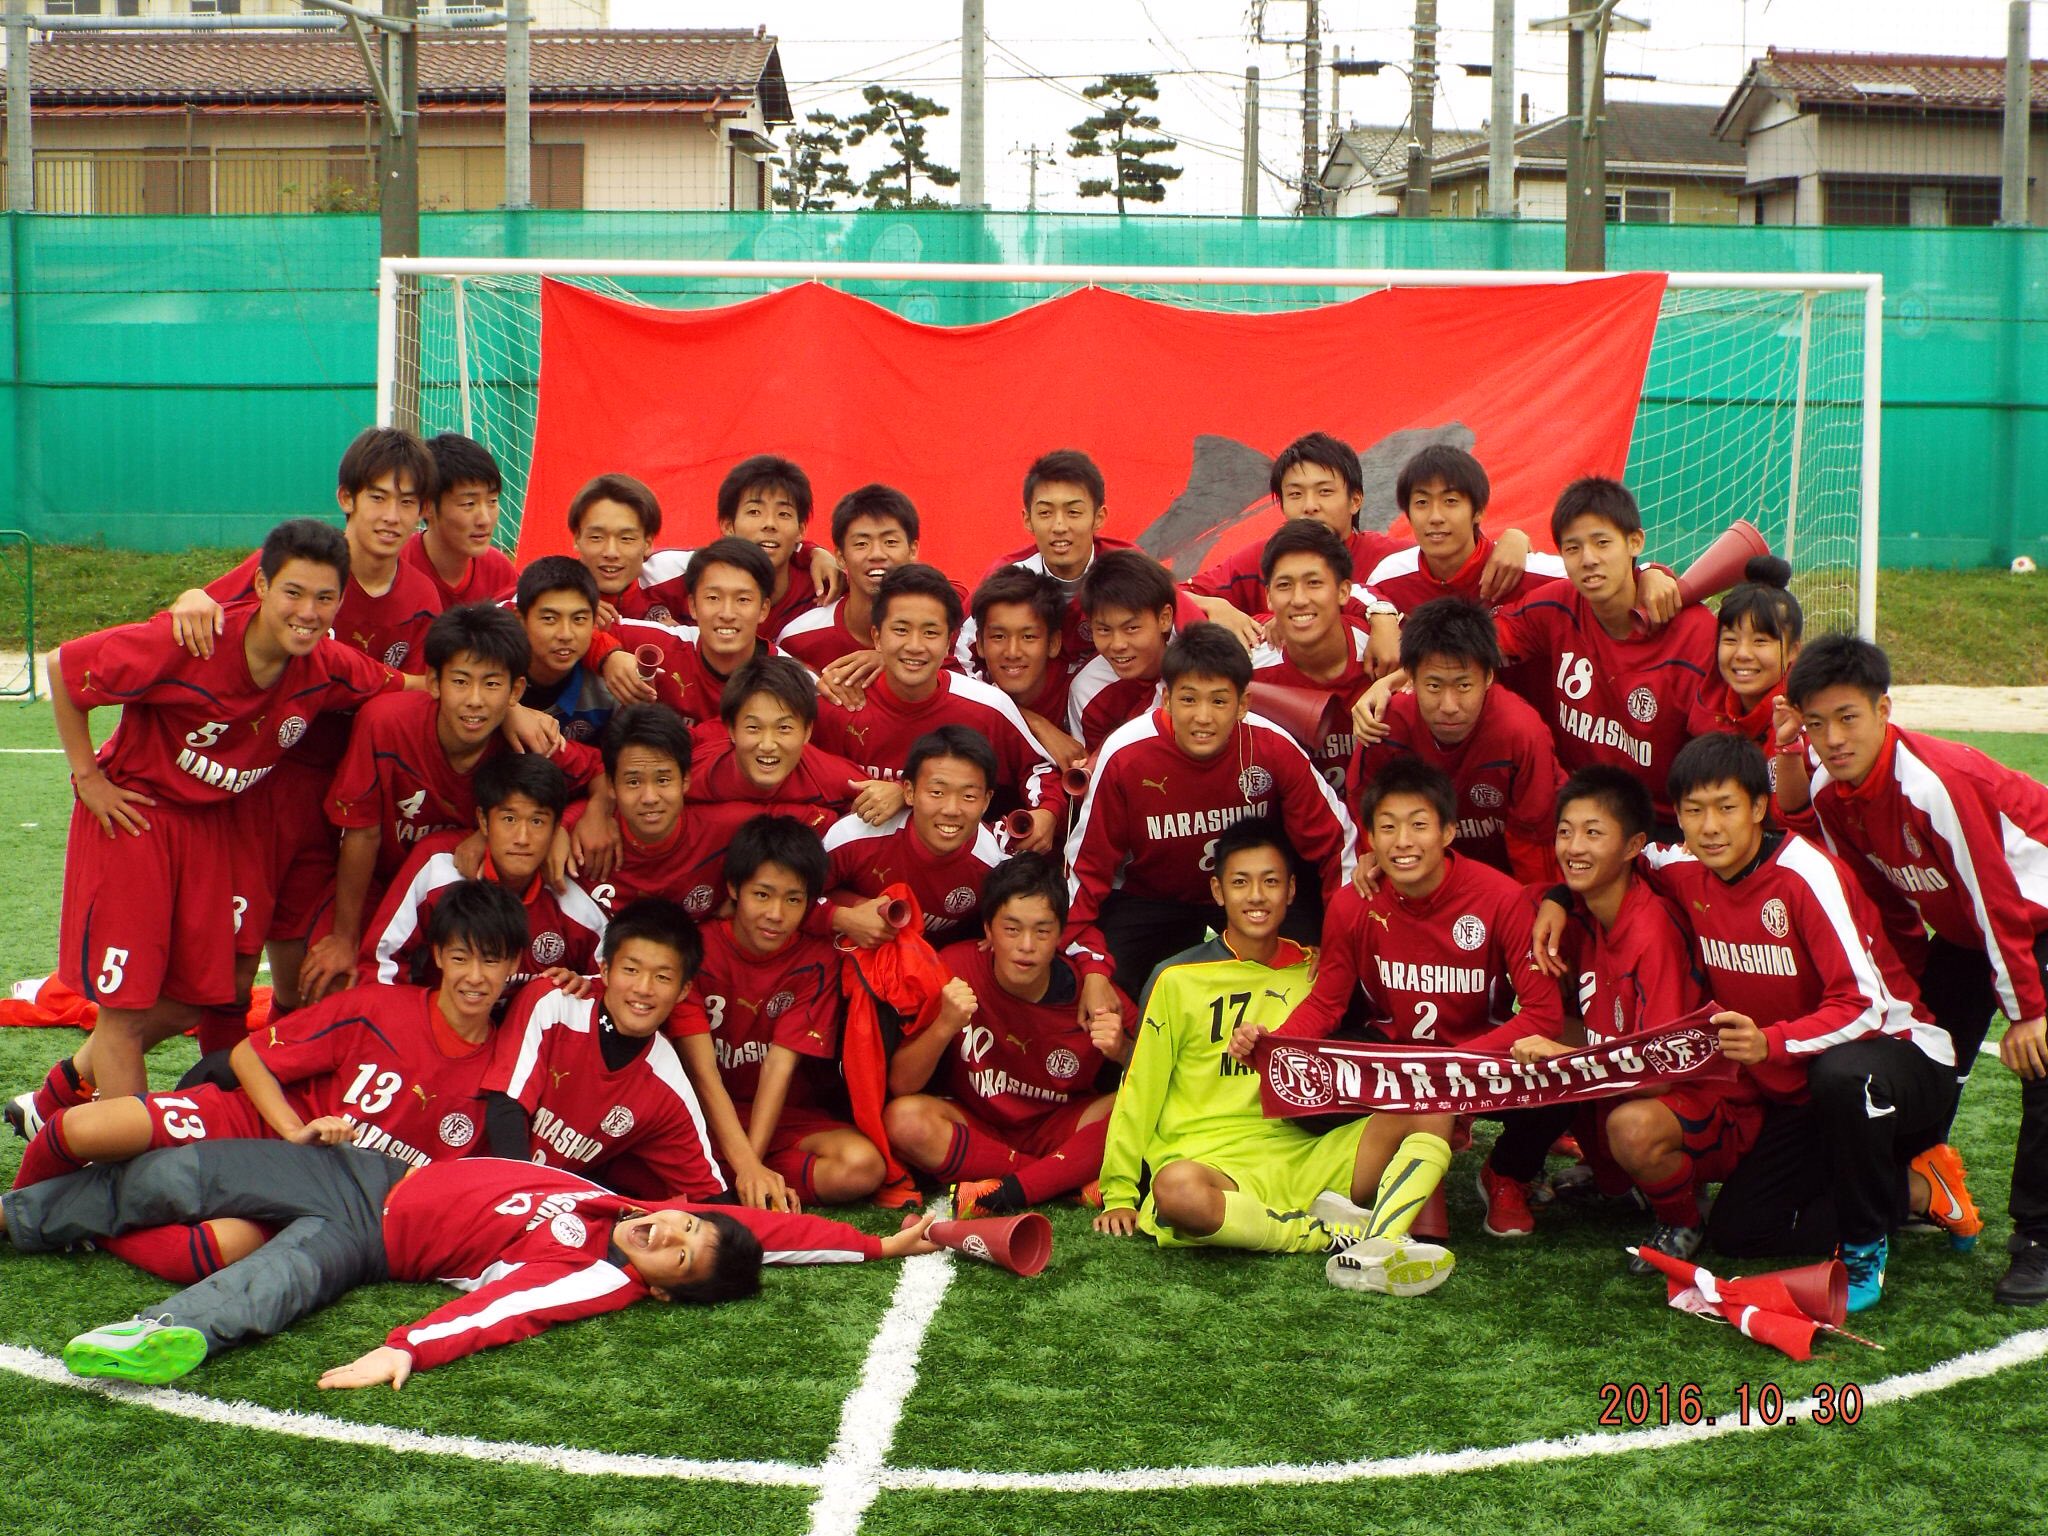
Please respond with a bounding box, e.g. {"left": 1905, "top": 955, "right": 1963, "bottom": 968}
{"left": 1325, "top": 1236, "right": 1457, "bottom": 1297}
{"left": 62, "top": 1318, "right": 207, "bottom": 1385}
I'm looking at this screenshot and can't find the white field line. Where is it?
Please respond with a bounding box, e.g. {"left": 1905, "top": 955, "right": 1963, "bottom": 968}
{"left": 805, "top": 1199, "right": 959, "bottom": 1536}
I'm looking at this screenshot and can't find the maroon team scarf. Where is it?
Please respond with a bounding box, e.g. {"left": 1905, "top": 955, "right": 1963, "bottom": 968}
{"left": 1253, "top": 1007, "right": 1735, "bottom": 1119}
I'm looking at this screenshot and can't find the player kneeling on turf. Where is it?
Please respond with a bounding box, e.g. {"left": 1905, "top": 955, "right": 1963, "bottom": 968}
{"left": 2, "top": 1140, "right": 941, "bottom": 1388}
{"left": 885, "top": 852, "right": 1135, "bottom": 1215}
{"left": 1094, "top": 819, "right": 1456, "bottom": 1297}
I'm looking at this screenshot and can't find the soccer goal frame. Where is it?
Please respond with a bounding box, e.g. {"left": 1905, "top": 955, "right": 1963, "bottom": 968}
{"left": 376, "top": 258, "right": 1883, "bottom": 639}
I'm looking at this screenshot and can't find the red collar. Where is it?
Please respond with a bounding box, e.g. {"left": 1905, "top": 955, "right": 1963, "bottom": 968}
{"left": 1835, "top": 725, "right": 1900, "bottom": 805}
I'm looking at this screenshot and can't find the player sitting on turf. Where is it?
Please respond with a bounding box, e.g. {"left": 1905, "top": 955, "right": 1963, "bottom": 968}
{"left": 964, "top": 565, "right": 1085, "bottom": 772}
{"left": 305, "top": 602, "right": 609, "bottom": 1000}
{"left": 404, "top": 432, "right": 517, "bottom": 609}
{"left": 1776, "top": 635, "right": 2044, "bottom": 1305}
{"left": 1685, "top": 555, "right": 1802, "bottom": 758}
{"left": 810, "top": 564, "right": 1064, "bottom": 850}
{"left": 778, "top": 483, "right": 926, "bottom": 674}
{"left": 1067, "top": 548, "right": 1180, "bottom": 754}
{"left": 885, "top": 853, "right": 1135, "bottom": 1215}
{"left": 1096, "top": 818, "right": 1456, "bottom": 1297}
{"left": 672, "top": 816, "right": 885, "bottom": 1209}
{"left": 1244, "top": 757, "right": 1568, "bottom": 1241}
{"left": 483, "top": 898, "right": 727, "bottom": 1201}
{"left": 4, "top": 1139, "right": 942, "bottom": 1389}
{"left": 1246, "top": 519, "right": 1378, "bottom": 790}
{"left": 360, "top": 753, "right": 607, "bottom": 995}
{"left": 612, "top": 536, "right": 782, "bottom": 728}
{"left": 1350, "top": 597, "right": 1561, "bottom": 884}
{"left": 1066, "top": 623, "right": 1356, "bottom": 998}
{"left": 683, "top": 656, "right": 866, "bottom": 836}
{"left": 24, "top": 517, "right": 407, "bottom": 1127}
{"left": 1363, "top": 444, "right": 1565, "bottom": 616}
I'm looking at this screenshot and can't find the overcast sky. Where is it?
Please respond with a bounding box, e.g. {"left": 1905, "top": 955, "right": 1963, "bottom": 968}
{"left": 612, "top": 0, "right": 2038, "bottom": 214}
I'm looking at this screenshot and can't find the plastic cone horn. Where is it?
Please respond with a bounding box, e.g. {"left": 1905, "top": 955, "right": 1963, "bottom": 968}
{"left": 880, "top": 898, "right": 915, "bottom": 931}
{"left": 1245, "top": 681, "right": 1347, "bottom": 756}
{"left": 1676, "top": 519, "right": 1772, "bottom": 606}
{"left": 1063, "top": 759, "right": 1094, "bottom": 798}
{"left": 1003, "top": 809, "right": 1037, "bottom": 844}
{"left": 632, "top": 643, "right": 666, "bottom": 680}
{"left": 1769, "top": 1257, "right": 1848, "bottom": 1327}
{"left": 928, "top": 1211, "right": 1053, "bottom": 1277}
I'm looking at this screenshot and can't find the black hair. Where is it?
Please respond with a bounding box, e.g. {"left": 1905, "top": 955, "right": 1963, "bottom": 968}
{"left": 1398, "top": 596, "right": 1504, "bottom": 677}
{"left": 720, "top": 654, "right": 818, "bottom": 728}
{"left": 1077, "top": 547, "right": 1176, "bottom": 620}
{"left": 425, "top": 602, "right": 531, "bottom": 679}
{"left": 474, "top": 750, "right": 571, "bottom": 819}
{"left": 1212, "top": 815, "right": 1295, "bottom": 877}
{"left": 1360, "top": 757, "right": 1457, "bottom": 828}
{"left": 1554, "top": 765, "right": 1653, "bottom": 845}
{"left": 685, "top": 536, "right": 774, "bottom": 601}
{"left": 1021, "top": 449, "right": 1105, "bottom": 511}
{"left": 258, "top": 517, "right": 350, "bottom": 586}
{"left": 830, "top": 483, "right": 920, "bottom": 547}
{"left": 980, "top": 852, "right": 1070, "bottom": 927}
{"left": 568, "top": 472, "right": 661, "bottom": 538}
{"left": 1549, "top": 476, "right": 1643, "bottom": 546}
{"left": 602, "top": 703, "right": 694, "bottom": 780}
{"left": 717, "top": 454, "right": 813, "bottom": 529}
{"left": 970, "top": 565, "right": 1066, "bottom": 638}
{"left": 725, "top": 814, "right": 829, "bottom": 904}
{"left": 337, "top": 426, "right": 436, "bottom": 502}
{"left": 906, "top": 725, "right": 997, "bottom": 793}
{"left": 1268, "top": 431, "right": 1363, "bottom": 502}
{"left": 600, "top": 896, "right": 704, "bottom": 981}
{"left": 1161, "top": 622, "right": 1252, "bottom": 693}
{"left": 664, "top": 1211, "right": 764, "bottom": 1306}
{"left": 1258, "top": 518, "right": 1354, "bottom": 586}
{"left": 873, "top": 564, "right": 964, "bottom": 634}
{"left": 425, "top": 878, "right": 530, "bottom": 964}
{"left": 1396, "top": 444, "right": 1491, "bottom": 516}
{"left": 1783, "top": 632, "right": 1891, "bottom": 709}
{"left": 425, "top": 432, "right": 502, "bottom": 499}
{"left": 1667, "top": 731, "right": 1772, "bottom": 807}
{"left": 515, "top": 554, "right": 599, "bottom": 615}
{"left": 1716, "top": 554, "right": 1803, "bottom": 646}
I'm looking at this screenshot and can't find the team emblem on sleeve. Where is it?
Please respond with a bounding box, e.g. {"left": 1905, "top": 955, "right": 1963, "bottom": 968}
{"left": 1452, "top": 915, "right": 1488, "bottom": 951}
{"left": 549, "top": 1212, "right": 588, "bottom": 1248}
{"left": 600, "top": 1105, "right": 636, "bottom": 1138}
{"left": 277, "top": 716, "right": 308, "bottom": 749}
{"left": 531, "top": 931, "right": 567, "bottom": 965}
{"left": 1626, "top": 686, "right": 1658, "bottom": 723}
{"left": 1265, "top": 1046, "right": 1337, "bottom": 1110}
{"left": 945, "top": 887, "right": 978, "bottom": 916}
{"left": 1760, "top": 898, "right": 1790, "bottom": 938}
{"left": 765, "top": 989, "right": 798, "bottom": 1020}
{"left": 1045, "top": 1048, "right": 1082, "bottom": 1080}
{"left": 1469, "top": 783, "right": 1504, "bottom": 810}
{"left": 438, "top": 1112, "right": 477, "bottom": 1149}
{"left": 383, "top": 641, "right": 412, "bottom": 667}
{"left": 1238, "top": 766, "right": 1274, "bottom": 800}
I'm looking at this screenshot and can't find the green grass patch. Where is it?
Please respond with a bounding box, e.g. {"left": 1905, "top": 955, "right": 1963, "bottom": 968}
{"left": 1878, "top": 569, "right": 2048, "bottom": 687}
{"left": 0, "top": 544, "right": 246, "bottom": 653}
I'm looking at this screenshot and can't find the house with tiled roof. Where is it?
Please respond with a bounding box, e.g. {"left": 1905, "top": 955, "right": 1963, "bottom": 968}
{"left": 1316, "top": 123, "right": 1487, "bottom": 216}
{"left": 1714, "top": 48, "right": 2048, "bottom": 225}
{"left": 19, "top": 26, "right": 791, "bottom": 213}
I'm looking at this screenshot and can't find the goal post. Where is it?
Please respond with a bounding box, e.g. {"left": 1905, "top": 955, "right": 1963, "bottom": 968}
{"left": 378, "top": 259, "right": 1882, "bottom": 639}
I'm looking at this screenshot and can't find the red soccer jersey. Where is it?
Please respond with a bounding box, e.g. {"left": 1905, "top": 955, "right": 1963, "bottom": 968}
{"left": 611, "top": 616, "right": 781, "bottom": 731}
{"left": 812, "top": 671, "right": 1063, "bottom": 811}
{"left": 819, "top": 811, "right": 1007, "bottom": 946}
{"left": 777, "top": 598, "right": 865, "bottom": 671}
{"left": 1560, "top": 872, "right": 1711, "bottom": 1046}
{"left": 486, "top": 978, "right": 726, "bottom": 1199}
{"left": 1639, "top": 834, "right": 1951, "bottom": 1102}
{"left": 1277, "top": 852, "right": 1564, "bottom": 1048}
{"left": 686, "top": 729, "right": 864, "bottom": 835}
{"left": 962, "top": 537, "right": 1208, "bottom": 691}
{"left": 573, "top": 806, "right": 730, "bottom": 922}
{"left": 1065, "top": 708, "right": 1357, "bottom": 935}
{"left": 1067, "top": 658, "right": 1164, "bottom": 754}
{"left": 613, "top": 549, "right": 692, "bottom": 627}
{"left": 1186, "top": 528, "right": 1405, "bottom": 617}
{"left": 1248, "top": 619, "right": 1374, "bottom": 790}
{"left": 247, "top": 983, "right": 497, "bottom": 1165}
{"left": 326, "top": 689, "right": 601, "bottom": 885}
{"left": 666, "top": 918, "right": 842, "bottom": 1107}
{"left": 929, "top": 940, "right": 1134, "bottom": 1135}
{"left": 1494, "top": 579, "right": 1717, "bottom": 818}
{"left": 1790, "top": 725, "right": 2048, "bottom": 1022}
{"left": 360, "top": 832, "right": 608, "bottom": 990}
{"left": 378, "top": 1158, "right": 883, "bottom": 1371}
{"left": 58, "top": 607, "right": 400, "bottom": 808}
{"left": 1352, "top": 686, "right": 1562, "bottom": 881}
{"left": 1363, "top": 532, "right": 1567, "bottom": 616}
{"left": 400, "top": 534, "right": 517, "bottom": 611}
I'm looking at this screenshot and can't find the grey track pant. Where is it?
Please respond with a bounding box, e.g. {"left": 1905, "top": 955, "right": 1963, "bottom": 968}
{"left": 2, "top": 1141, "right": 411, "bottom": 1356}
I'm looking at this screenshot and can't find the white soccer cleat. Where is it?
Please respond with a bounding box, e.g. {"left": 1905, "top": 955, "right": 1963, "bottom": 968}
{"left": 4, "top": 1090, "right": 43, "bottom": 1142}
{"left": 1325, "top": 1237, "right": 1457, "bottom": 1297}
{"left": 1311, "top": 1189, "right": 1373, "bottom": 1229}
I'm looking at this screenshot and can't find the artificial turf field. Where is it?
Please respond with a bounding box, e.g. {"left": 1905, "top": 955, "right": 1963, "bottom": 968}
{"left": 0, "top": 701, "right": 2042, "bottom": 1536}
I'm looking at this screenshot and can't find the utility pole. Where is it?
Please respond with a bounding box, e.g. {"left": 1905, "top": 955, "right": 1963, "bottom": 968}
{"left": 1489, "top": 0, "right": 1514, "bottom": 216}
{"left": 5, "top": 0, "right": 30, "bottom": 213}
{"left": 2000, "top": 0, "right": 2031, "bottom": 226}
{"left": 1300, "top": 0, "right": 1322, "bottom": 214}
{"left": 1016, "top": 143, "right": 1054, "bottom": 212}
{"left": 378, "top": 0, "right": 419, "bottom": 260}
{"left": 1243, "top": 65, "right": 1260, "bottom": 217}
{"left": 1403, "top": 0, "right": 1437, "bottom": 217}
{"left": 504, "top": 0, "right": 530, "bottom": 209}
{"left": 960, "top": 0, "right": 986, "bottom": 208}
{"left": 1537, "top": 4, "right": 1645, "bottom": 271}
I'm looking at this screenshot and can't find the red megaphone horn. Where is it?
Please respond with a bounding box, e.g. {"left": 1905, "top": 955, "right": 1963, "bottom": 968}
{"left": 1002, "top": 809, "right": 1037, "bottom": 844}
{"left": 632, "top": 643, "right": 665, "bottom": 680}
{"left": 1767, "top": 1257, "right": 1848, "bottom": 1327}
{"left": 1676, "top": 518, "right": 1773, "bottom": 607}
{"left": 1245, "top": 681, "right": 1347, "bottom": 755}
{"left": 880, "top": 897, "right": 915, "bottom": 931}
{"left": 1063, "top": 758, "right": 1094, "bottom": 798}
{"left": 928, "top": 1211, "right": 1052, "bottom": 1277}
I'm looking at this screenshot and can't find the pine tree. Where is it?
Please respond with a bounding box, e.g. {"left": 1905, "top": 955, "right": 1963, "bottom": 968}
{"left": 1067, "top": 73, "right": 1183, "bottom": 213}
{"left": 844, "top": 85, "right": 961, "bottom": 209}
{"left": 771, "top": 112, "right": 859, "bottom": 212}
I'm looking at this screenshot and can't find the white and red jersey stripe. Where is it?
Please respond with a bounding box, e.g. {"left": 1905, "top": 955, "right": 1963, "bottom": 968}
{"left": 1066, "top": 654, "right": 1164, "bottom": 753}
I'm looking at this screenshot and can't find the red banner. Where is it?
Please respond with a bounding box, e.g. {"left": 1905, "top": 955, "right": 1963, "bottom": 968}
{"left": 519, "top": 274, "right": 1667, "bottom": 578}
{"left": 1254, "top": 1008, "right": 1734, "bottom": 1119}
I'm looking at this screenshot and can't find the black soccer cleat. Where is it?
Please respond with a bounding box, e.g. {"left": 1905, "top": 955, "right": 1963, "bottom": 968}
{"left": 4, "top": 1089, "right": 42, "bottom": 1142}
{"left": 1995, "top": 1234, "right": 2048, "bottom": 1307}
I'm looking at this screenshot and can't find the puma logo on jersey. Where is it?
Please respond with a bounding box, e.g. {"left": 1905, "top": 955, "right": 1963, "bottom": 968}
{"left": 548, "top": 1067, "right": 572, "bottom": 1089}
{"left": 1004, "top": 1033, "right": 1029, "bottom": 1054}
{"left": 410, "top": 1084, "right": 433, "bottom": 1107}
{"left": 733, "top": 997, "right": 762, "bottom": 1015}
{"left": 1264, "top": 989, "right": 1291, "bottom": 1004}
{"left": 1368, "top": 911, "right": 1392, "bottom": 929}
{"left": 1140, "top": 776, "right": 1169, "bottom": 795}
{"left": 846, "top": 724, "right": 871, "bottom": 746}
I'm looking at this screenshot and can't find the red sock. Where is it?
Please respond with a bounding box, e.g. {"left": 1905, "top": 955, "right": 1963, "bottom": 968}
{"left": 788, "top": 1153, "right": 820, "bottom": 1206}
{"left": 12, "top": 1108, "right": 87, "bottom": 1190}
{"left": 29, "top": 1057, "right": 90, "bottom": 1123}
{"left": 99, "top": 1223, "right": 227, "bottom": 1285}
{"left": 1640, "top": 1160, "right": 1701, "bottom": 1227}
{"left": 1013, "top": 1115, "right": 1110, "bottom": 1204}
{"left": 193, "top": 1005, "right": 251, "bottom": 1059}
{"left": 936, "top": 1120, "right": 1021, "bottom": 1182}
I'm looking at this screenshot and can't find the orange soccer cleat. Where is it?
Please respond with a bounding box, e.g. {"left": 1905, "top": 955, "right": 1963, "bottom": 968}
{"left": 1910, "top": 1142, "right": 1982, "bottom": 1252}
{"left": 873, "top": 1175, "right": 926, "bottom": 1212}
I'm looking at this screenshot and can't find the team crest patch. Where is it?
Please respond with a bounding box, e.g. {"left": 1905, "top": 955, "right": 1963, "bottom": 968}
{"left": 383, "top": 641, "right": 411, "bottom": 668}
{"left": 945, "top": 887, "right": 977, "bottom": 916}
{"left": 1903, "top": 825, "right": 1922, "bottom": 857}
{"left": 438, "top": 1112, "right": 476, "bottom": 1149}
{"left": 1238, "top": 766, "right": 1274, "bottom": 800}
{"left": 1452, "top": 914, "right": 1488, "bottom": 951}
{"left": 963, "top": 1234, "right": 993, "bottom": 1261}
{"left": 277, "top": 716, "right": 308, "bottom": 749}
{"left": 1266, "top": 1045, "right": 1337, "bottom": 1111}
{"left": 645, "top": 605, "right": 674, "bottom": 625}
{"left": 1615, "top": 996, "right": 1627, "bottom": 1033}
{"left": 550, "top": 1212, "right": 588, "bottom": 1248}
{"left": 1627, "top": 687, "right": 1658, "bottom": 724}
{"left": 1469, "top": 783, "right": 1504, "bottom": 810}
{"left": 1045, "top": 1048, "right": 1082, "bottom": 1080}
{"left": 684, "top": 885, "right": 715, "bottom": 916}
{"left": 1760, "top": 898, "right": 1790, "bottom": 939}
{"left": 1643, "top": 1029, "right": 1715, "bottom": 1075}
{"left": 531, "top": 931, "right": 566, "bottom": 966}
{"left": 600, "top": 1105, "right": 636, "bottom": 1138}
{"left": 766, "top": 990, "right": 797, "bottom": 1020}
